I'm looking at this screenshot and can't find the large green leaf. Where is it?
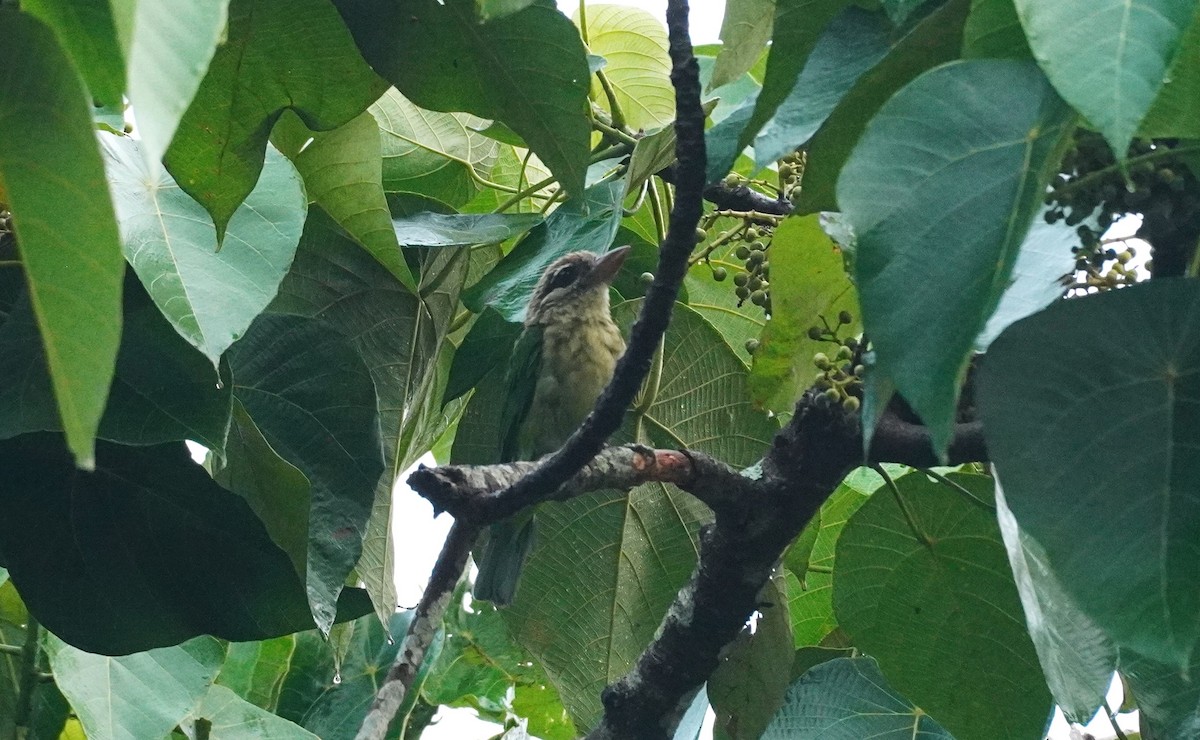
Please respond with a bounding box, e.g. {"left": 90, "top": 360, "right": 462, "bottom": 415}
{"left": 708, "top": 576, "right": 794, "bottom": 740}
{"left": 110, "top": 0, "right": 229, "bottom": 167}
{"left": 0, "top": 434, "right": 371, "bottom": 655}
{"left": 996, "top": 484, "right": 1116, "bottom": 724}
{"left": 1140, "top": 10, "right": 1200, "bottom": 138}
{"left": 795, "top": 0, "right": 970, "bottom": 214}
{"left": 370, "top": 88, "right": 501, "bottom": 208}
{"left": 709, "top": 0, "right": 775, "bottom": 91}
{"left": 576, "top": 4, "right": 674, "bottom": 132}
{"left": 754, "top": 7, "right": 892, "bottom": 169}
{"left": 733, "top": 0, "right": 849, "bottom": 168}
{"left": 978, "top": 279, "right": 1200, "bottom": 667}
{"left": 833, "top": 472, "right": 1052, "bottom": 740}
{"left": 228, "top": 312, "right": 384, "bottom": 635}
{"left": 336, "top": 0, "right": 592, "bottom": 198}
{"left": 463, "top": 180, "right": 626, "bottom": 321}
{"left": 273, "top": 111, "right": 417, "bottom": 293}
{"left": 762, "top": 657, "right": 954, "bottom": 739}
{"left": 212, "top": 400, "right": 312, "bottom": 583}
{"left": 165, "top": 0, "right": 387, "bottom": 240}
{"left": 1014, "top": 0, "right": 1195, "bottom": 159}
{"left": 748, "top": 215, "right": 859, "bottom": 414}
{"left": 837, "top": 59, "right": 1074, "bottom": 453}
{"left": 501, "top": 302, "right": 776, "bottom": 728}
{"left": 275, "top": 611, "right": 416, "bottom": 739}
{"left": 104, "top": 133, "right": 306, "bottom": 367}
{"left": 0, "top": 12, "right": 125, "bottom": 469}
{"left": 0, "top": 281, "right": 231, "bottom": 451}
{"left": 46, "top": 636, "right": 225, "bottom": 740}
{"left": 266, "top": 212, "right": 466, "bottom": 625}
{"left": 20, "top": 0, "right": 125, "bottom": 105}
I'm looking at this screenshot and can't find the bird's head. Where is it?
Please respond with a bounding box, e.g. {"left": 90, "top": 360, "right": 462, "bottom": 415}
{"left": 525, "top": 246, "right": 630, "bottom": 326}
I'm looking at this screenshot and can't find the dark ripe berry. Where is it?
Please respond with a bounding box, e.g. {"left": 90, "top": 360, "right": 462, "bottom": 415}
{"left": 712, "top": 266, "right": 728, "bottom": 281}
{"left": 807, "top": 326, "right": 823, "bottom": 340}
{"left": 745, "top": 338, "right": 760, "bottom": 354}
{"left": 733, "top": 271, "right": 750, "bottom": 287}
{"left": 750, "top": 290, "right": 767, "bottom": 306}
{"left": 838, "top": 310, "right": 853, "bottom": 325}
{"left": 735, "top": 286, "right": 750, "bottom": 300}
{"left": 735, "top": 245, "right": 751, "bottom": 260}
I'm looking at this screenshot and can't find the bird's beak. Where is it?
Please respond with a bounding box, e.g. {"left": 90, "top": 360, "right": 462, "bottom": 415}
{"left": 589, "top": 245, "right": 631, "bottom": 286}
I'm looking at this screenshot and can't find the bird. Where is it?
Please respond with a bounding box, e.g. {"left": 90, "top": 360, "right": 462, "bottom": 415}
{"left": 473, "top": 245, "right": 630, "bottom": 605}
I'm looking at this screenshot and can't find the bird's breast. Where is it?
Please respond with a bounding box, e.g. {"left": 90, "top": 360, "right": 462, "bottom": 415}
{"left": 523, "top": 317, "right": 624, "bottom": 457}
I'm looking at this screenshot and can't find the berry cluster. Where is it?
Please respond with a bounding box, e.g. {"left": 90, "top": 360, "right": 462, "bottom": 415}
{"left": 1046, "top": 130, "right": 1200, "bottom": 282}
{"left": 808, "top": 310, "right": 862, "bottom": 412}
{"left": 0, "top": 209, "right": 10, "bottom": 237}
{"left": 695, "top": 152, "right": 807, "bottom": 317}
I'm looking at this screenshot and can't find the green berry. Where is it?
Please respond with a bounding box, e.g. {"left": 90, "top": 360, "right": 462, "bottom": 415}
{"left": 750, "top": 289, "right": 767, "bottom": 306}
{"left": 747, "top": 275, "right": 763, "bottom": 291}
{"left": 733, "top": 272, "right": 750, "bottom": 287}
{"left": 853, "top": 364, "right": 865, "bottom": 377}
{"left": 843, "top": 396, "right": 861, "bottom": 412}
{"left": 640, "top": 271, "right": 655, "bottom": 286}
{"left": 824, "top": 388, "right": 841, "bottom": 402}
{"left": 712, "top": 266, "right": 728, "bottom": 281}
{"left": 695, "top": 227, "right": 708, "bottom": 242}
{"left": 836, "top": 345, "right": 852, "bottom": 361}
{"left": 807, "top": 326, "right": 823, "bottom": 341}
{"left": 813, "top": 352, "right": 830, "bottom": 369}
{"left": 735, "top": 286, "right": 750, "bottom": 300}
{"left": 749, "top": 249, "right": 765, "bottom": 265}
{"left": 735, "top": 245, "right": 751, "bottom": 260}
{"left": 838, "top": 310, "right": 853, "bottom": 325}
{"left": 745, "top": 339, "right": 760, "bottom": 354}
{"left": 745, "top": 226, "right": 760, "bottom": 240}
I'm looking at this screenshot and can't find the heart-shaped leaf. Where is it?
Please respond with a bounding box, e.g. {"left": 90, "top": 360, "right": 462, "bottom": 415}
{"left": 1014, "top": 0, "right": 1195, "bottom": 158}
{"left": 838, "top": 59, "right": 1074, "bottom": 453}
{"left": 979, "top": 279, "right": 1200, "bottom": 666}
{"left": 46, "top": 636, "right": 225, "bottom": 740}
{"left": 105, "top": 133, "right": 306, "bottom": 367}
{"left": 391, "top": 212, "right": 543, "bottom": 248}
{"left": 709, "top": 0, "right": 774, "bottom": 91}
{"left": 165, "top": 0, "right": 387, "bottom": 239}
{"left": 834, "top": 472, "right": 1052, "bottom": 739}
{"left": 575, "top": 4, "right": 674, "bottom": 132}
{"left": 228, "top": 313, "right": 384, "bottom": 634}
{"left": 0, "top": 434, "right": 371, "bottom": 654}
{"left": 762, "top": 657, "right": 954, "bottom": 739}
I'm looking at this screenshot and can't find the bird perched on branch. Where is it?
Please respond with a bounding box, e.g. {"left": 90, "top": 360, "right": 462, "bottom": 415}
{"left": 474, "top": 246, "right": 631, "bottom": 605}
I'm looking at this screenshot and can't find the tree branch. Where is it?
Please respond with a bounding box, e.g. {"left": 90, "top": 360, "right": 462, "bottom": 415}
{"left": 355, "top": 520, "right": 478, "bottom": 740}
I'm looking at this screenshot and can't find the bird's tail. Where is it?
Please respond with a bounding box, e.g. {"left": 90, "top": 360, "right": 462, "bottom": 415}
{"left": 473, "top": 516, "right": 536, "bottom": 605}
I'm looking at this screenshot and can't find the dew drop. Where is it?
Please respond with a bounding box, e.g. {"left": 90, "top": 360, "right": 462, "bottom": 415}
{"left": 386, "top": 636, "right": 395, "bottom": 645}
{"left": 332, "top": 672, "right": 342, "bottom": 685}
{"left": 215, "top": 379, "right": 224, "bottom": 390}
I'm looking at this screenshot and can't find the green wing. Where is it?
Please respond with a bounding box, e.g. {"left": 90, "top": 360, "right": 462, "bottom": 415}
{"left": 498, "top": 325, "right": 543, "bottom": 462}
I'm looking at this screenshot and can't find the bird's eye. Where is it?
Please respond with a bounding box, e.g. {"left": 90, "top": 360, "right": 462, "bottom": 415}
{"left": 547, "top": 265, "right": 578, "bottom": 291}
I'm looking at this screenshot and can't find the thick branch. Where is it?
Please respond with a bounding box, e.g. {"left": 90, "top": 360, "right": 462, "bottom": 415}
{"left": 355, "top": 521, "right": 478, "bottom": 740}
{"left": 868, "top": 416, "right": 988, "bottom": 467}
{"left": 410, "top": 445, "right": 753, "bottom": 522}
